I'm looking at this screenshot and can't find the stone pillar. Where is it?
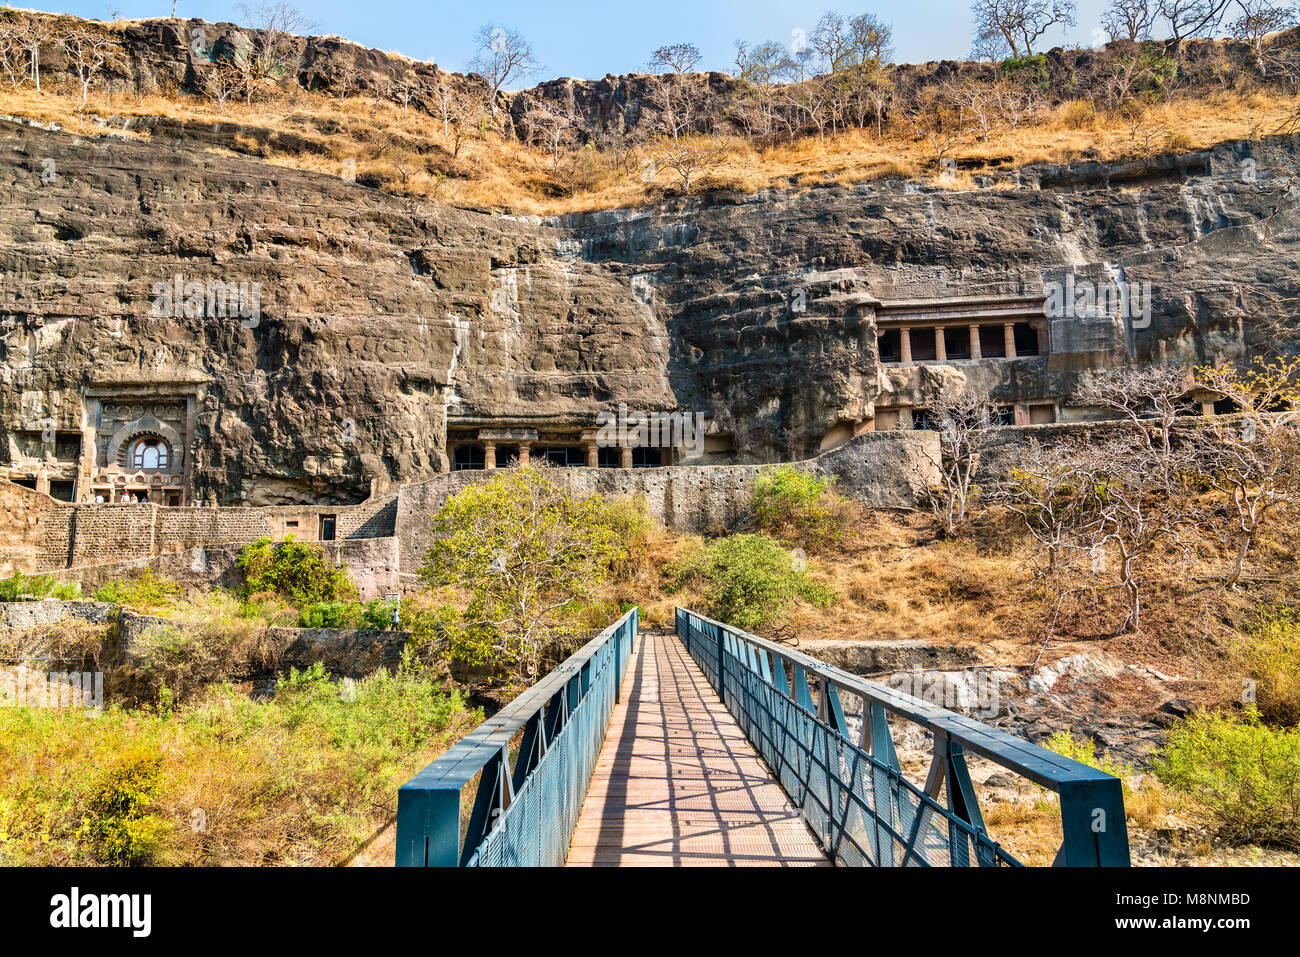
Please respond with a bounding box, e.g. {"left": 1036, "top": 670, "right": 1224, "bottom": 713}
{"left": 899, "top": 327, "right": 912, "bottom": 365}
{"left": 483, "top": 441, "right": 497, "bottom": 470}
{"left": 619, "top": 445, "right": 633, "bottom": 469}
{"left": 934, "top": 327, "right": 947, "bottom": 362}
{"left": 518, "top": 443, "right": 530, "bottom": 466}
{"left": 585, "top": 440, "right": 599, "bottom": 468}
{"left": 1200, "top": 400, "right": 1215, "bottom": 417}
{"left": 1003, "top": 323, "right": 1017, "bottom": 359}
{"left": 969, "top": 324, "right": 982, "bottom": 360}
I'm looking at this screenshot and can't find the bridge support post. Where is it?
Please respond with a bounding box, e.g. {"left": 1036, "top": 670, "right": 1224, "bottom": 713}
{"left": 1056, "top": 778, "right": 1131, "bottom": 866}
{"left": 395, "top": 786, "right": 460, "bottom": 867}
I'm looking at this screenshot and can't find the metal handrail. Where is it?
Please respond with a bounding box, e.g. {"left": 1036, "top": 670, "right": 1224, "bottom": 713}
{"left": 396, "top": 607, "right": 638, "bottom": 866}
{"left": 676, "top": 608, "right": 1130, "bottom": 867}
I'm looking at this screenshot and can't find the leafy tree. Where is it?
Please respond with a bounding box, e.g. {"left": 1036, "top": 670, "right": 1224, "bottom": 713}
{"left": 236, "top": 536, "right": 357, "bottom": 607}
{"left": 417, "top": 467, "right": 629, "bottom": 678}
{"left": 468, "top": 23, "right": 540, "bottom": 115}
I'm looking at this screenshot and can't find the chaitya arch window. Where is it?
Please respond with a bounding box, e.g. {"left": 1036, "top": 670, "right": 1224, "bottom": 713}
{"left": 129, "top": 436, "right": 170, "bottom": 470}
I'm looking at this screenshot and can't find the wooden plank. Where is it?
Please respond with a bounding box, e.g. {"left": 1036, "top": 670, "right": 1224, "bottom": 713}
{"left": 565, "top": 633, "right": 830, "bottom": 867}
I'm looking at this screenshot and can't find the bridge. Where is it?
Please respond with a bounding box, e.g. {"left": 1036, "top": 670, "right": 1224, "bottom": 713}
{"left": 395, "top": 608, "right": 1130, "bottom": 867}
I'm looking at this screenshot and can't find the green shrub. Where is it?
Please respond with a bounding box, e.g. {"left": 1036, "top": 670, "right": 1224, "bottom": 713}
{"left": 751, "top": 465, "right": 846, "bottom": 550}
{"left": 93, "top": 569, "right": 182, "bottom": 611}
{"left": 1154, "top": 707, "right": 1300, "bottom": 851}
{"left": 1045, "top": 730, "right": 1130, "bottom": 794}
{"left": 0, "top": 574, "right": 81, "bottom": 602}
{"left": 1235, "top": 609, "right": 1300, "bottom": 726}
{"left": 668, "top": 533, "right": 836, "bottom": 633}
{"left": 0, "top": 661, "right": 478, "bottom": 865}
{"left": 1000, "top": 53, "right": 1049, "bottom": 88}
{"left": 81, "top": 747, "right": 169, "bottom": 865}
{"left": 236, "top": 536, "right": 357, "bottom": 607}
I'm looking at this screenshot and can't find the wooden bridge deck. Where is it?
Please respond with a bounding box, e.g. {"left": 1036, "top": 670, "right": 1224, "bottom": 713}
{"left": 566, "top": 632, "right": 830, "bottom": 867}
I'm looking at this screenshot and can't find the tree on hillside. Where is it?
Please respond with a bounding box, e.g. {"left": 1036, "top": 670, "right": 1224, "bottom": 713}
{"left": 919, "top": 383, "right": 993, "bottom": 537}
{"left": 650, "top": 134, "right": 727, "bottom": 191}
{"left": 1230, "top": 0, "right": 1299, "bottom": 74}
{"left": 0, "top": 21, "right": 29, "bottom": 88}
{"left": 971, "top": 0, "right": 1078, "bottom": 58}
{"left": 237, "top": 1, "right": 317, "bottom": 80}
{"left": 57, "top": 26, "right": 122, "bottom": 110}
{"left": 526, "top": 101, "right": 576, "bottom": 170}
{"left": 417, "top": 467, "right": 628, "bottom": 679}
{"left": 1156, "top": 0, "right": 1235, "bottom": 42}
{"left": 1103, "top": 0, "right": 1159, "bottom": 41}
{"left": 201, "top": 58, "right": 246, "bottom": 112}
{"left": 648, "top": 42, "right": 702, "bottom": 74}
{"left": 444, "top": 84, "right": 489, "bottom": 158}
{"left": 648, "top": 42, "right": 706, "bottom": 140}
{"left": 1194, "top": 358, "right": 1300, "bottom": 584}
{"left": 1073, "top": 364, "right": 1194, "bottom": 487}
{"left": 468, "top": 23, "right": 539, "bottom": 116}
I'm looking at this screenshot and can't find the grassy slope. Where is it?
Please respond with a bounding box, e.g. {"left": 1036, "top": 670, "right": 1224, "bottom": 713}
{"left": 2, "top": 82, "right": 1297, "bottom": 215}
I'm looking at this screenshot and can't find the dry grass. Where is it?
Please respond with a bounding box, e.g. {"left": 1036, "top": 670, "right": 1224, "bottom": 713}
{"left": 3, "top": 80, "right": 1297, "bottom": 215}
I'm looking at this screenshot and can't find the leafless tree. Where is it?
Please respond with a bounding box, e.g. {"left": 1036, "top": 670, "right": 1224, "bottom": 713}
{"left": 1103, "top": 0, "right": 1159, "bottom": 40}
{"left": 1156, "top": 0, "right": 1235, "bottom": 42}
{"left": 446, "top": 85, "right": 489, "bottom": 159}
{"left": 648, "top": 42, "right": 702, "bottom": 74}
{"left": 1194, "top": 358, "right": 1300, "bottom": 584}
{"left": 1229, "top": 0, "right": 1298, "bottom": 74}
{"left": 526, "top": 101, "right": 575, "bottom": 171}
{"left": 58, "top": 26, "right": 122, "bottom": 110}
{"left": 650, "top": 134, "right": 727, "bottom": 191}
{"left": 907, "top": 89, "right": 970, "bottom": 161}
{"left": 920, "top": 383, "right": 993, "bottom": 536}
{"left": 0, "top": 21, "right": 28, "bottom": 88}
{"left": 467, "top": 23, "right": 539, "bottom": 116}
{"left": 237, "top": 2, "right": 316, "bottom": 80}
{"left": 201, "top": 58, "right": 246, "bottom": 112}
{"left": 971, "top": 0, "right": 1078, "bottom": 58}
{"left": 1073, "top": 364, "right": 1195, "bottom": 486}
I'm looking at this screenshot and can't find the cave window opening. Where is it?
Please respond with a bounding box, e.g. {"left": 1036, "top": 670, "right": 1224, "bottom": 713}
{"left": 631, "top": 447, "right": 661, "bottom": 468}
{"left": 598, "top": 447, "right": 622, "bottom": 468}
{"left": 910, "top": 329, "right": 937, "bottom": 362}
{"left": 540, "top": 446, "right": 586, "bottom": 467}
{"left": 878, "top": 328, "right": 901, "bottom": 363}
{"left": 1013, "top": 323, "right": 1040, "bottom": 357}
{"left": 129, "top": 437, "right": 169, "bottom": 471}
{"left": 453, "top": 444, "right": 486, "bottom": 471}
{"left": 944, "top": 327, "right": 972, "bottom": 360}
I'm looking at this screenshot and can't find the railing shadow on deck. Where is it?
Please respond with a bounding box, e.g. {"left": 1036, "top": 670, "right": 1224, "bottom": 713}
{"left": 394, "top": 607, "right": 637, "bottom": 867}
{"left": 676, "top": 608, "right": 1130, "bottom": 868}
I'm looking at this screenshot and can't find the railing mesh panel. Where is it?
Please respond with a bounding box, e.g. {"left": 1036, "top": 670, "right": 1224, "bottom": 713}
{"left": 682, "top": 617, "right": 1018, "bottom": 868}
{"left": 469, "top": 620, "right": 629, "bottom": 867}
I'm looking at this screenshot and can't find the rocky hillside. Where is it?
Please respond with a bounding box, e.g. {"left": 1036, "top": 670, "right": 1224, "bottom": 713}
{"left": 3, "top": 98, "right": 1298, "bottom": 503}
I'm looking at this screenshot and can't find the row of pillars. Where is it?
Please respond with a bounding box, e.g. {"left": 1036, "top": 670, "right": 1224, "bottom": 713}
{"left": 479, "top": 439, "right": 670, "bottom": 470}
{"left": 896, "top": 323, "right": 1019, "bottom": 364}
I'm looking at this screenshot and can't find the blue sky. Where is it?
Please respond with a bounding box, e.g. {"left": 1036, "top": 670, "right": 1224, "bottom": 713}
{"left": 41, "top": 1, "right": 1120, "bottom": 83}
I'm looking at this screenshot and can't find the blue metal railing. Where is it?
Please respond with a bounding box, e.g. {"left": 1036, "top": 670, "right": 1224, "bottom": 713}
{"left": 395, "top": 607, "right": 638, "bottom": 866}
{"left": 676, "top": 608, "right": 1130, "bottom": 867}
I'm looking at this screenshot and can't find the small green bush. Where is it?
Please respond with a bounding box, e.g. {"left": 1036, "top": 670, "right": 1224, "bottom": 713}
{"left": 751, "top": 465, "right": 846, "bottom": 550}
{"left": 93, "top": 569, "right": 182, "bottom": 611}
{"left": 668, "top": 533, "right": 837, "bottom": 633}
{"left": 1045, "top": 730, "right": 1130, "bottom": 795}
{"left": 1154, "top": 707, "right": 1300, "bottom": 851}
{"left": 81, "top": 747, "right": 170, "bottom": 865}
{"left": 236, "top": 536, "right": 357, "bottom": 607}
{"left": 0, "top": 574, "right": 81, "bottom": 602}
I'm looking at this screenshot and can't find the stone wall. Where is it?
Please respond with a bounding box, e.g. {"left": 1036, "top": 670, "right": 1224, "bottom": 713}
{"left": 2, "top": 482, "right": 400, "bottom": 575}
{"left": 57, "top": 536, "right": 402, "bottom": 600}
{"left": 396, "top": 430, "right": 940, "bottom": 582}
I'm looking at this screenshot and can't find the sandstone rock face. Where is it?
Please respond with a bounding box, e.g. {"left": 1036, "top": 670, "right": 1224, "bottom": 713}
{"left": 2, "top": 110, "right": 1299, "bottom": 506}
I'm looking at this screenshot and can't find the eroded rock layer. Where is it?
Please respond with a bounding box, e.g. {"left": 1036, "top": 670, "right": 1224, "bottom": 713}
{"left": 2, "top": 117, "right": 1299, "bottom": 504}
